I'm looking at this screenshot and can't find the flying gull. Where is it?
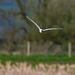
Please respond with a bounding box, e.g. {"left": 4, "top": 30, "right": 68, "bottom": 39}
{"left": 26, "top": 15, "right": 63, "bottom": 33}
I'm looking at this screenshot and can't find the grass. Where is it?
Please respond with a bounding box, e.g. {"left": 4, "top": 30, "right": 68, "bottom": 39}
{"left": 0, "top": 53, "right": 75, "bottom": 66}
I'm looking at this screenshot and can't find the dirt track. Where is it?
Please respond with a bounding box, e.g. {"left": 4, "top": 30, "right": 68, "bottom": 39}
{"left": 0, "top": 62, "right": 75, "bottom": 75}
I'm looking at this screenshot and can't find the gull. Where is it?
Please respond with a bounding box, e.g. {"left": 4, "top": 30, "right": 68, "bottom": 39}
{"left": 26, "top": 15, "right": 63, "bottom": 33}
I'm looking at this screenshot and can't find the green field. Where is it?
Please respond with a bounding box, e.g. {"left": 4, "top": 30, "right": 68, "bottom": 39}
{"left": 0, "top": 53, "right": 75, "bottom": 66}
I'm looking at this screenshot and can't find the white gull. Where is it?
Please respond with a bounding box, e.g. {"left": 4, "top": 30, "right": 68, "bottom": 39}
{"left": 26, "top": 15, "right": 63, "bottom": 33}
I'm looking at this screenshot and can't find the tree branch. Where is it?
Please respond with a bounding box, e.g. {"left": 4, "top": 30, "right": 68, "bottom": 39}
{"left": 8, "top": 26, "right": 27, "bottom": 35}
{"left": 16, "top": 0, "right": 33, "bottom": 26}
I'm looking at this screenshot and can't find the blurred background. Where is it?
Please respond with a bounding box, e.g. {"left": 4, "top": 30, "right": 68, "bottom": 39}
{"left": 0, "top": 0, "right": 75, "bottom": 56}
{"left": 0, "top": 0, "right": 75, "bottom": 75}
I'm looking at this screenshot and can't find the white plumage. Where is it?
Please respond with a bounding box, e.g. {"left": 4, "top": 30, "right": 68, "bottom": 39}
{"left": 26, "top": 15, "right": 63, "bottom": 33}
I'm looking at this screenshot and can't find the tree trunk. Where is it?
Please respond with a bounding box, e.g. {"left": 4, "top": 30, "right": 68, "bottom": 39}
{"left": 27, "top": 41, "right": 30, "bottom": 56}
{"left": 37, "top": 0, "right": 41, "bottom": 11}
{"left": 68, "top": 41, "right": 72, "bottom": 58}
{"left": 8, "top": 34, "right": 14, "bottom": 52}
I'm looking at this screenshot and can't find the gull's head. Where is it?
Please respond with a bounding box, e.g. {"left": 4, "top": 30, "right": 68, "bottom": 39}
{"left": 39, "top": 29, "right": 43, "bottom": 33}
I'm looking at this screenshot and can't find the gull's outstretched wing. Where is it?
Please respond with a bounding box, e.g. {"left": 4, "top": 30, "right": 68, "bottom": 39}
{"left": 26, "top": 15, "right": 41, "bottom": 30}
{"left": 43, "top": 28, "right": 63, "bottom": 31}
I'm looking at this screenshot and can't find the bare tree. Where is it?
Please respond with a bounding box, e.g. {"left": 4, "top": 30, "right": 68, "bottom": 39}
{"left": 0, "top": 9, "right": 27, "bottom": 51}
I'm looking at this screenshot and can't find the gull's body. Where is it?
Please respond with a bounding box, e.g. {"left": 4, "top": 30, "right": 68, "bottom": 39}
{"left": 26, "top": 15, "right": 63, "bottom": 33}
